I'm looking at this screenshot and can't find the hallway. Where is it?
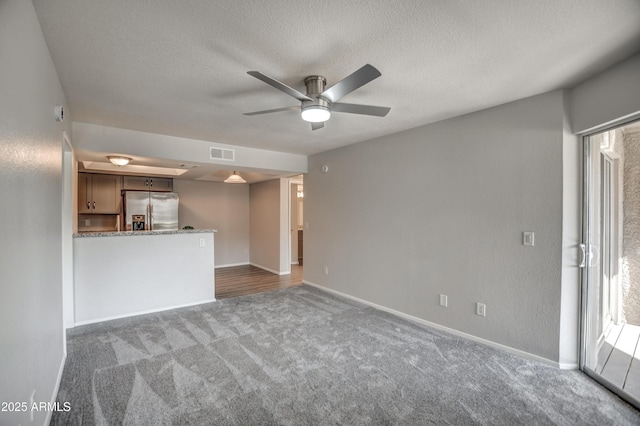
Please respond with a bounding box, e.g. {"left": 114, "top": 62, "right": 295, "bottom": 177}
{"left": 215, "top": 264, "right": 303, "bottom": 299}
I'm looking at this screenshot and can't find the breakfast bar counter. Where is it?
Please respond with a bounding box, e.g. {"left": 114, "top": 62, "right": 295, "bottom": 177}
{"left": 73, "top": 229, "right": 217, "bottom": 238}
{"left": 73, "top": 229, "right": 217, "bottom": 325}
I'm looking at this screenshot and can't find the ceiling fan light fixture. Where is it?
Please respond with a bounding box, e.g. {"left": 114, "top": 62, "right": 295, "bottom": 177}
{"left": 224, "top": 171, "right": 246, "bottom": 184}
{"left": 301, "top": 105, "right": 331, "bottom": 123}
{"left": 245, "top": 65, "right": 388, "bottom": 130}
{"left": 107, "top": 156, "right": 131, "bottom": 166}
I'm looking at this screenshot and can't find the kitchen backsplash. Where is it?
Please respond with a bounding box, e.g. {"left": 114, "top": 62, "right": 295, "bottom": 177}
{"left": 78, "top": 214, "right": 120, "bottom": 233}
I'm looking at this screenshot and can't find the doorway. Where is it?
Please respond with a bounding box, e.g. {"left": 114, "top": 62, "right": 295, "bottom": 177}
{"left": 290, "top": 176, "right": 303, "bottom": 267}
{"left": 581, "top": 120, "right": 640, "bottom": 408}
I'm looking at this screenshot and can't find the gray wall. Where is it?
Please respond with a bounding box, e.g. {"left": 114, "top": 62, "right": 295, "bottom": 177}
{"left": 250, "top": 179, "right": 282, "bottom": 273}
{"left": 305, "top": 91, "right": 566, "bottom": 362}
{"left": 571, "top": 52, "right": 640, "bottom": 134}
{"left": 0, "top": 0, "right": 70, "bottom": 424}
{"left": 174, "top": 179, "right": 249, "bottom": 267}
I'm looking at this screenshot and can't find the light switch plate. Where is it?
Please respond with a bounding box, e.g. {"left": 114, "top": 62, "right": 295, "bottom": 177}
{"left": 476, "top": 302, "right": 486, "bottom": 317}
{"left": 523, "top": 231, "right": 535, "bottom": 246}
{"left": 439, "top": 294, "right": 448, "bottom": 307}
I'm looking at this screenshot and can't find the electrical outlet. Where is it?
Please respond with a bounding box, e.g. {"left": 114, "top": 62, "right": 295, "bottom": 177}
{"left": 84, "top": 219, "right": 90, "bottom": 226}
{"left": 476, "top": 303, "right": 486, "bottom": 317}
{"left": 439, "top": 294, "right": 448, "bottom": 307}
{"left": 523, "top": 231, "right": 534, "bottom": 246}
{"left": 199, "top": 238, "right": 205, "bottom": 247}
{"left": 324, "top": 266, "right": 329, "bottom": 275}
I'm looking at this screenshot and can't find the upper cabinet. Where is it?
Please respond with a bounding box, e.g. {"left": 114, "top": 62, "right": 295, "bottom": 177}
{"left": 122, "top": 176, "right": 173, "bottom": 192}
{"left": 78, "top": 173, "right": 122, "bottom": 214}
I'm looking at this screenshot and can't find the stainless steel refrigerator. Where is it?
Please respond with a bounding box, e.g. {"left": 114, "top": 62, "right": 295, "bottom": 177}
{"left": 124, "top": 191, "right": 179, "bottom": 231}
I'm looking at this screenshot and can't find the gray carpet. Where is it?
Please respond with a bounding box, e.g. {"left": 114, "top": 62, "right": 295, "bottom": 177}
{"left": 52, "top": 285, "right": 639, "bottom": 425}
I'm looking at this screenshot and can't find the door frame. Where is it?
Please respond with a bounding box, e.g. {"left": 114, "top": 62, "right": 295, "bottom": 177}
{"left": 288, "top": 176, "right": 303, "bottom": 268}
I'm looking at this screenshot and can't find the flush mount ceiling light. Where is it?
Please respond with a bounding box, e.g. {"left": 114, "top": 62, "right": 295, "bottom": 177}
{"left": 107, "top": 156, "right": 131, "bottom": 166}
{"left": 224, "top": 171, "right": 246, "bottom": 184}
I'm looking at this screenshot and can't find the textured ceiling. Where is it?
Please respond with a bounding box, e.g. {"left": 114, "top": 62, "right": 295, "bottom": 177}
{"left": 34, "top": 0, "right": 640, "bottom": 157}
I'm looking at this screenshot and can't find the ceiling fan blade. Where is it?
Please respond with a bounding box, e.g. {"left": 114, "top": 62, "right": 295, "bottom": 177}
{"left": 332, "top": 102, "right": 390, "bottom": 117}
{"left": 247, "top": 71, "right": 313, "bottom": 102}
{"left": 311, "top": 122, "right": 324, "bottom": 131}
{"left": 320, "top": 64, "right": 381, "bottom": 103}
{"left": 243, "top": 106, "right": 299, "bottom": 116}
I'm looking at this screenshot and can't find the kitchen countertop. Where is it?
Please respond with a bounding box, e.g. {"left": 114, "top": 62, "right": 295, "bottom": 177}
{"left": 73, "top": 229, "right": 217, "bottom": 238}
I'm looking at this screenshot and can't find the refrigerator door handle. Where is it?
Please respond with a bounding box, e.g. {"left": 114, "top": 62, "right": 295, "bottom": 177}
{"left": 147, "top": 203, "right": 152, "bottom": 231}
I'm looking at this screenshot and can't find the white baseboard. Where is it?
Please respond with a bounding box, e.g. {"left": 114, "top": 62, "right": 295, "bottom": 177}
{"left": 44, "top": 350, "right": 67, "bottom": 426}
{"left": 215, "top": 262, "right": 291, "bottom": 275}
{"left": 302, "top": 280, "right": 565, "bottom": 369}
{"left": 215, "top": 262, "right": 250, "bottom": 268}
{"left": 558, "top": 362, "right": 579, "bottom": 370}
{"left": 250, "top": 262, "right": 290, "bottom": 276}
{"left": 73, "top": 298, "right": 217, "bottom": 327}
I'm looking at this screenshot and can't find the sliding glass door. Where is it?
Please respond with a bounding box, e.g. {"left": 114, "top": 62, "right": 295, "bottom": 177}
{"left": 581, "top": 132, "right": 604, "bottom": 372}
{"left": 581, "top": 123, "right": 640, "bottom": 409}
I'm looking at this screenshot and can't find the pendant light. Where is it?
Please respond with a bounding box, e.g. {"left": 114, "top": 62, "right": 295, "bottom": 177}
{"left": 224, "top": 171, "right": 246, "bottom": 183}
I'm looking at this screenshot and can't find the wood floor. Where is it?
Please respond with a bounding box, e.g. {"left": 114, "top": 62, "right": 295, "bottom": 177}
{"left": 215, "top": 264, "right": 303, "bottom": 299}
{"left": 597, "top": 322, "right": 640, "bottom": 400}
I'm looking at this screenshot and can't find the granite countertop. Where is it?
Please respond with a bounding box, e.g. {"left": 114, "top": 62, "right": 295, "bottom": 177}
{"left": 73, "top": 229, "right": 217, "bottom": 238}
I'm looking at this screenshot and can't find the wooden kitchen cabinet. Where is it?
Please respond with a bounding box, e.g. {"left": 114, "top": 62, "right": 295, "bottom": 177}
{"left": 122, "top": 175, "right": 173, "bottom": 192}
{"left": 78, "top": 173, "right": 121, "bottom": 214}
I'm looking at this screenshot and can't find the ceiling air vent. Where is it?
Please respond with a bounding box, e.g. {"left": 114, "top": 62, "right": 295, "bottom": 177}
{"left": 210, "top": 146, "right": 235, "bottom": 161}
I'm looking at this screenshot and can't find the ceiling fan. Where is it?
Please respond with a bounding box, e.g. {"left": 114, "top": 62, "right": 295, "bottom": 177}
{"left": 243, "top": 64, "right": 390, "bottom": 130}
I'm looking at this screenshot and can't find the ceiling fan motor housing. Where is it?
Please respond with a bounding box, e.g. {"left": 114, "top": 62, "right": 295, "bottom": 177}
{"left": 301, "top": 97, "right": 330, "bottom": 112}
{"left": 304, "top": 75, "right": 326, "bottom": 96}
{"left": 301, "top": 75, "right": 331, "bottom": 121}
